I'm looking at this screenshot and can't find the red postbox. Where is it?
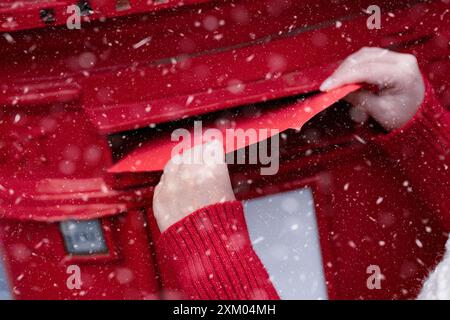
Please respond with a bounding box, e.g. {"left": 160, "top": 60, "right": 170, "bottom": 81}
{"left": 0, "top": 0, "right": 449, "bottom": 299}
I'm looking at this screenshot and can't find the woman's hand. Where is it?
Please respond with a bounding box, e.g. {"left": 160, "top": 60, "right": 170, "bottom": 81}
{"left": 320, "top": 47, "right": 425, "bottom": 131}
{"left": 153, "top": 141, "right": 236, "bottom": 232}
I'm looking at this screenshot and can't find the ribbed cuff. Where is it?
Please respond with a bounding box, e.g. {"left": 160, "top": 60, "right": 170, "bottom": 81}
{"left": 373, "top": 78, "right": 449, "bottom": 162}
{"left": 156, "top": 201, "right": 279, "bottom": 300}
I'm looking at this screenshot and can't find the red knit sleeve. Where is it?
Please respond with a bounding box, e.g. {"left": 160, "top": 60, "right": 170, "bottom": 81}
{"left": 374, "top": 79, "right": 450, "bottom": 228}
{"left": 155, "top": 201, "right": 280, "bottom": 300}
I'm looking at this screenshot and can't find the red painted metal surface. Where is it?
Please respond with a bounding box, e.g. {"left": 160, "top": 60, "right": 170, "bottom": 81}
{"left": 108, "top": 84, "right": 361, "bottom": 173}
{"left": 0, "top": 0, "right": 449, "bottom": 299}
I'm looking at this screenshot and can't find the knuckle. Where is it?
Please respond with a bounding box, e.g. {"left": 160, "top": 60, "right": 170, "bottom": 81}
{"left": 405, "top": 54, "right": 418, "bottom": 66}
{"left": 154, "top": 178, "right": 164, "bottom": 191}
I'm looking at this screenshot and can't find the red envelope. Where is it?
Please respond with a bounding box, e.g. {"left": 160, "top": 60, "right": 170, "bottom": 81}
{"left": 108, "top": 84, "right": 360, "bottom": 173}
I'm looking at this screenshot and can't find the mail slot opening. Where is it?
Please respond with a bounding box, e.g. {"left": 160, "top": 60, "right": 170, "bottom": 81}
{"left": 60, "top": 219, "right": 108, "bottom": 256}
